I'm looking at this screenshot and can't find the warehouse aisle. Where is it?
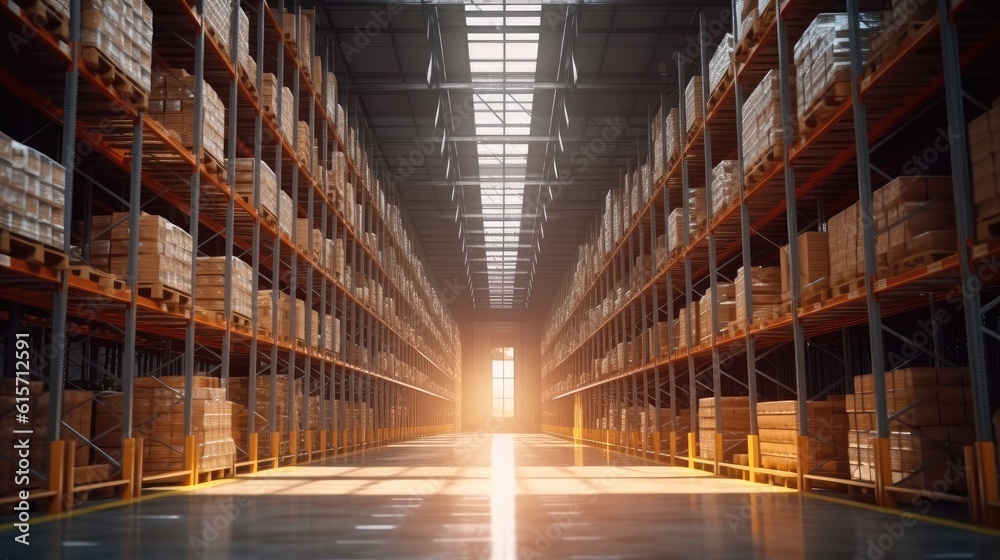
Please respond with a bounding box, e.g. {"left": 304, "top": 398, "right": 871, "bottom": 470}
{"left": 3, "top": 433, "right": 999, "bottom": 559}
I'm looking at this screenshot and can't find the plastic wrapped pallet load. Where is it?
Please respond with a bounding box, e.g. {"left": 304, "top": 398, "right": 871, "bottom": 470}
{"left": 873, "top": 176, "right": 955, "bottom": 274}
{"left": 711, "top": 160, "right": 739, "bottom": 218}
{"left": 236, "top": 8, "right": 256, "bottom": 79}
{"left": 698, "top": 283, "right": 737, "bottom": 343}
{"left": 970, "top": 98, "right": 1000, "bottom": 240}
{"left": 81, "top": 0, "right": 153, "bottom": 96}
{"left": 708, "top": 33, "right": 734, "bottom": 97}
{"left": 149, "top": 68, "right": 226, "bottom": 165}
{"left": 232, "top": 158, "right": 278, "bottom": 220}
{"left": 778, "top": 231, "right": 830, "bottom": 304}
{"left": 684, "top": 76, "right": 703, "bottom": 136}
{"left": 795, "top": 13, "right": 881, "bottom": 131}
{"left": 92, "top": 212, "right": 193, "bottom": 296}
{"left": 743, "top": 69, "right": 794, "bottom": 177}
{"left": 261, "top": 73, "right": 294, "bottom": 142}
{"left": 0, "top": 130, "right": 66, "bottom": 249}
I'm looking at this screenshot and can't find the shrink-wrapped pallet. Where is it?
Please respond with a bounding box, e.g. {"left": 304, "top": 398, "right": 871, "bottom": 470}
{"left": 277, "top": 189, "right": 295, "bottom": 239}
{"left": 149, "top": 68, "right": 226, "bottom": 165}
{"left": 92, "top": 212, "right": 192, "bottom": 295}
{"left": 279, "top": 8, "right": 314, "bottom": 72}
{"left": 236, "top": 8, "right": 256, "bottom": 78}
{"left": 664, "top": 108, "right": 680, "bottom": 167}
{"left": 698, "top": 283, "right": 737, "bottom": 343}
{"left": 743, "top": 70, "right": 794, "bottom": 176}
{"left": 232, "top": 158, "right": 278, "bottom": 221}
{"left": 81, "top": 0, "right": 153, "bottom": 95}
{"left": 0, "top": 130, "right": 66, "bottom": 249}
{"left": 711, "top": 160, "right": 739, "bottom": 218}
{"left": 708, "top": 33, "right": 734, "bottom": 97}
{"left": 258, "top": 289, "right": 292, "bottom": 340}
{"left": 261, "top": 74, "right": 294, "bottom": 141}
{"left": 795, "top": 13, "right": 881, "bottom": 130}
{"left": 684, "top": 76, "right": 703, "bottom": 137}
{"left": 970, "top": 99, "right": 1000, "bottom": 240}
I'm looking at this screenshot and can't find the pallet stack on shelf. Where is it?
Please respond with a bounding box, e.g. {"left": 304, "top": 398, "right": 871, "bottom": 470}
{"left": 779, "top": 231, "right": 829, "bottom": 307}
{"left": 969, "top": 99, "right": 1000, "bottom": 240}
{"left": 698, "top": 396, "right": 751, "bottom": 462}
{"left": 0, "top": 130, "right": 66, "bottom": 254}
{"left": 757, "top": 398, "right": 848, "bottom": 478}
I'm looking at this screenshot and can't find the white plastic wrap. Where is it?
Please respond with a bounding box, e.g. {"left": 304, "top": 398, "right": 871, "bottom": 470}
{"left": 795, "top": 13, "right": 881, "bottom": 120}
{"left": 708, "top": 33, "right": 734, "bottom": 97}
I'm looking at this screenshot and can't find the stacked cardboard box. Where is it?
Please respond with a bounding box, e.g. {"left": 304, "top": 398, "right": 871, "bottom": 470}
{"left": 294, "top": 218, "right": 324, "bottom": 260}
{"left": 795, "top": 13, "right": 880, "bottom": 131}
{"left": 971, "top": 100, "right": 1000, "bottom": 240}
{"left": 195, "top": 256, "right": 253, "bottom": 321}
{"left": 91, "top": 212, "right": 192, "bottom": 295}
{"left": 261, "top": 73, "right": 294, "bottom": 142}
{"left": 677, "top": 301, "right": 699, "bottom": 350}
{"left": 0, "top": 130, "right": 66, "bottom": 249}
{"left": 873, "top": 176, "right": 955, "bottom": 274}
{"left": 258, "top": 289, "right": 291, "bottom": 339}
{"left": 232, "top": 158, "right": 279, "bottom": 219}
{"left": 277, "top": 189, "right": 295, "bottom": 239}
{"left": 698, "top": 396, "right": 751, "bottom": 461}
{"left": 698, "top": 283, "right": 737, "bottom": 344}
{"left": 870, "top": 0, "right": 936, "bottom": 69}
{"left": 757, "top": 398, "right": 849, "bottom": 475}
{"left": 280, "top": 8, "right": 315, "bottom": 73}
{"left": 296, "top": 121, "right": 312, "bottom": 163}
{"left": 684, "top": 76, "right": 704, "bottom": 136}
{"left": 735, "top": 266, "right": 782, "bottom": 327}
{"left": 828, "top": 201, "right": 868, "bottom": 288}
{"left": 709, "top": 33, "right": 734, "bottom": 97}
{"left": 653, "top": 107, "right": 664, "bottom": 180}
{"left": 779, "top": 231, "right": 830, "bottom": 304}
{"left": 228, "top": 374, "right": 302, "bottom": 458}
{"left": 108, "top": 376, "right": 237, "bottom": 476}
{"left": 847, "top": 368, "right": 973, "bottom": 489}
{"left": 743, "top": 70, "right": 794, "bottom": 176}
{"left": 149, "top": 68, "right": 226, "bottom": 165}
{"left": 325, "top": 72, "right": 338, "bottom": 121}
{"left": 81, "top": 0, "right": 153, "bottom": 96}
{"left": 711, "top": 160, "right": 739, "bottom": 219}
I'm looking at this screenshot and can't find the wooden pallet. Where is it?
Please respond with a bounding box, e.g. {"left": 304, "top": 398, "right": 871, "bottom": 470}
{"left": 81, "top": 46, "right": 149, "bottom": 110}
{"left": 798, "top": 81, "right": 851, "bottom": 136}
{"left": 828, "top": 277, "right": 867, "bottom": 298}
{"left": 891, "top": 249, "right": 955, "bottom": 275}
{"left": 69, "top": 264, "right": 123, "bottom": 290}
{"left": 15, "top": 0, "right": 68, "bottom": 42}
{"left": 238, "top": 66, "right": 258, "bottom": 100}
{"left": 201, "top": 150, "right": 227, "bottom": 184}
{"left": 745, "top": 144, "right": 781, "bottom": 185}
{"left": 0, "top": 229, "right": 68, "bottom": 269}
{"left": 137, "top": 283, "right": 191, "bottom": 307}
{"left": 230, "top": 313, "right": 252, "bottom": 330}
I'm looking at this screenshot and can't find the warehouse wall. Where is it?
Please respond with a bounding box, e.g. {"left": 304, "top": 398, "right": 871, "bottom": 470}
{"left": 460, "top": 320, "right": 542, "bottom": 432}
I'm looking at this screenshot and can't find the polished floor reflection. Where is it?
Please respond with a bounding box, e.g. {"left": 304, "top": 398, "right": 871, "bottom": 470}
{"left": 2, "top": 433, "right": 998, "bottom": 559}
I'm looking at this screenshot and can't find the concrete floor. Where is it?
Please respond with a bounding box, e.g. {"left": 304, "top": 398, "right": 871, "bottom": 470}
{"left": 2, "top": 433, "right": 998, "bottom": 559}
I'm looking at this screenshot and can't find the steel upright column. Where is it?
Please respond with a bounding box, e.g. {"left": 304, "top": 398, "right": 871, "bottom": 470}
{"left": 122, "top": 115, "right": 144, "bottom": 441}
{"left": 184, "top": 0, "right": 207, "bottom": 449}
{"left": 847, "top": 0, "right": 893, "bottom": 507}
{"left": 700, "top": 14, "right": 725, "bottom": 473}
{"left": 678, "top": 53, "right": 699, "bottom": 456}
{"left": 48, "top": 0, "right": 82, "bottom": 445}
{"left": 936, "top": 0, "right": 997, "bottom": 523}
{"left": 248, "top": 0, "right": 267, "bottom": 462}
{"left": 661, "top": 91, "right": 679, "bottom": 464}
{"left": 269, "top": 0, "right": 286, "bottom": 459}
{"left": 222, "top": 0, "right": 241, "bottom": 394}
{"left": 777, "top": 3, "right": 811, "bottom": 491}
{"left": 732, "top": 0, "right": 760, "bottom": 481}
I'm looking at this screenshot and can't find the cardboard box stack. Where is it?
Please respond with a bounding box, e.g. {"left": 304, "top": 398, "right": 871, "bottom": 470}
{"left": 711, "top": 160, "right": 739, "bottom": 219}
{"left": 667, "top": 188, "right": 706, "bottom": 253}
{"left": 227, "top": 374, "right": 301, "bottom": 459}
{"left": 296, "top": 121, "right": 312, "bottom": 163}
{"left": 665, "top": 108, "right": 680, "bottom": 168}
{"left": 232, "top": 158, "right": 279, "bottom": 219}
{"left": 236, "top": 8, "right": 256, "bottom": 79}
{"left": 757, "top": 398, "right": 849, "bottom": 476}
{"left": 294, "top": 218, "right": 324, "bottom": 260}
{"left": 735, "top": 266, "right": 782, "bottom": 327}
{"left": 874, "top": 176, "right": 955, "bottom": 274}
{"left": 698, "top": 396, "right": 751, "bottom": 461}
{"left": 277, "top": 189, "right": 295, "bottom": 239}
{"left": 101, "top": 376, "right": 237, "bottom": 476}
{"left": 201, "top": 0, "right": 232, "bottom": 60}
{"left": 149, "top": 68, "right": 226, "bottom": 165}
{"left": 280, "top": 8, "right": 314, "bottom": 73}
{"left": 195, "top": 256, "right": 253, "bottom": 321}
{"left": 653, "top": 107, "right": 664, "bottom": 180}
{"left": 677, "top": 301, "right": 699, "bottom": 350}
{"left": 0, "top": 130, "right": 66, "bottom": 249}
{"left": 684, "top": 76, "right": 703, "bottom": 136}
{"left": 743, "top": 70, "right": 794, "bottom": 177}
{"left": 258, "top": 289, "right": 292, "bottom": 340}
{"left": 81, "top": 0, "right": 153, "bottom": 96}
{"left": 90, "top": 212, "right": 192, "bottom": 295}
{"left": 971, "top": 100, "right": 1000, "bottom": 240}
{"left": 779, "top": 231, "right": 830, "bottom": 305}
{"left": 794, "top": 13, "right": 880, "bottom": 130}
{"left": 847, "top": 368, "right": 974, "bottom": 489}
{"left": 262, "top": 73, "right": 294, "bottom": 142}
{"left": 698, "top": 283, "right": 737, "bottom": 344}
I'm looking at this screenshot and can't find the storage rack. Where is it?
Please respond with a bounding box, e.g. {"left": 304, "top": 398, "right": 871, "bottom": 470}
{"left": 0, "top": 0, "right": 460, "bottom": 512}
{"left": 541, "top": 0, "right": 1000, "bottom": 525}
